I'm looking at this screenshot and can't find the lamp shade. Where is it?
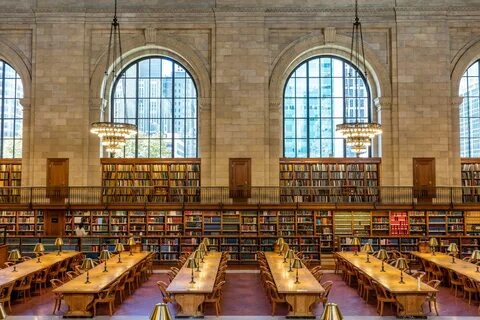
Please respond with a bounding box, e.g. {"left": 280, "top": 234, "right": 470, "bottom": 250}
{"left": 285, "top": 249, "right": 295, "bottom": 260}
{"left": 193, "top": 250, "right": 202, "bottom": 260}
{"left": 99, "top": 250, "right": 112, "bottom": 260}
{"left": 394, "top": 258, "right": 409, "bottom": 270}
{"left": 199, "top": 243, "right": 207, "bottom": 253}
{"left": 448, "top": 243, "right": 459, "bottom": 253}
{"left": 276, "top": 238, "right": 285, "bottom": 245}
{"left": 149, "top": 302, "right": 173, "bottom": 320}
{"left": 115, "top": 242, "right": 125, "bottom": 252}
{"left": 429, "top": 238, "right": 438, "bottom": 247}
{"left": 8, "top": 250, "right": 21, "bottom": 262}
{"left": 376, "top": 249, "right": 389, "bottom": 261}
{"left": 280, "top": 243, "right": 289, "bottom": 253}
{"left": 186, "top": 258, "right": 198, "bottom": 269}
{"left": 81, "top": 258, "right": 95, "bottom": 271}
{"left": 351, "top": 238, "right": 361, "bottom": 246}
{"left": 54, "top": 238, "right": 64, "bottom": 247}
{"left": 127, "top": 237, "right": 135, "bottom": 246}
{"left": 33, "top": 243, "right": 45, "bottom": 254}
{"left": 361, "top": 243, "right": 374, "bottom": 253}
{"left": 471, "top": 250, "right": 480, "bottom": 261}
{"left": 203, "top": 238, "right": 210, "bottom": 246}
{"left": 321, "top": 302, "right": 344, "bottom": 320}
{"left": 292, "top": 258, "right": 303, "bottom": 270}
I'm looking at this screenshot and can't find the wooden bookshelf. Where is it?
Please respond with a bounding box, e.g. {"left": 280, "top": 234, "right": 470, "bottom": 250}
{"left": 279, "top": 158, "right": 380, "bottom": 203}
{"left": 461, "top": 158, "right": 480, "bottom": 201}
{"left": 101, "top": 158, "right": 200, "bottom": 203}
{"left": 0, "top": 159, "right": 21, "bottom": 203}
{"left": 0, "top": 210, "right": 43, "bottom": 236}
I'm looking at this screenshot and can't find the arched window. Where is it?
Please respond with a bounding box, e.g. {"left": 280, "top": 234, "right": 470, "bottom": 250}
{"left": 283, "top": 56, "right": 372, "bottom": 158}
{"left": 0, "top": 60, "right": 23, "bottom": 158}
{"left": 459, "top": 60, "right": 480, "bottom": 157}
{"left": 111, "top": 57, "right": 198, "bottom": 158}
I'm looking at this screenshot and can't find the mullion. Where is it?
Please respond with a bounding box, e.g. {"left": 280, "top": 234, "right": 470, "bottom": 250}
{"left": 0, "top": 62, "right": 5, "bottom": 158}
{"left": 172, "top": 62, "right": 176, "bottom": 157}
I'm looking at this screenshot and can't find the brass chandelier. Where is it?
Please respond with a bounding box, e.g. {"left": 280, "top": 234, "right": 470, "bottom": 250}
{"left": 336, "top": 0, "right": 381, "bottom": 156}
{"left": 91, "top": 0, "right": 137, "bottom": 154}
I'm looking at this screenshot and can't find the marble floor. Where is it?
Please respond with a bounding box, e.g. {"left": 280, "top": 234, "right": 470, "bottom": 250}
{"left": 5, "top": 270, "right": 480, "bottom": 319}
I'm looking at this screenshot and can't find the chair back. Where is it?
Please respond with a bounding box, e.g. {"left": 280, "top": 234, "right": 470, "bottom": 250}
{"left": 265, "top": 280, "right": 281, "bottom": 300}
{"left": 321, "top": 280, "right": 333, "bottom": 298}
{"left": 157, "top": 280, "right": 169, "bottom": 298}
{"left": 50, "top": 278, "right": 64, "bottom": 289}
{"left": 426, "top": 279, "right": 441, "bottom": 289}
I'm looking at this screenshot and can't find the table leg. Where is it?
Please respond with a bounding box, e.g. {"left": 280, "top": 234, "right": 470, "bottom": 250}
{"left": 285, "top": 294, "right": 317, "bottom": 318}
{"left": 62, "top": 294, "right": 95, "bottom": 318}
{"left": 174, "top": 293, "right": 205, "bottom": 317}
{"left": 396, "top": 294, "right": 428, "bottom": 318}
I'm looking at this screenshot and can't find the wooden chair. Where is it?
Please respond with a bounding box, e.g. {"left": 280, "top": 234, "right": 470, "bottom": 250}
{"left": 65, "top": 271, "right": 77, "bottom": 281}
{"left": 333, "top": 254, "right": 341, "bottom": 274}
{"left": 0, "top": 282, "right": 14, "bottom": 312}
{"left": 411, "top": 271, "right": 426, "bottom": 281}
{"left": 48, "top": 262, "right": 62, "bottom": 282}
{"left": 114, "top": 272, "right": 129, "bottom": 304}
{"left": 21, "top": 256, "right": 32, "bottom": 261}
{"left": 202, "top": 280, "right": 226, "bottom": 316}
{"left": 422, "top": 260, "right": 435, "bottom": 282}
{"left": 265, "top": 280, "right": 288, "bottom": 316}
{"left": 12, "top": 274, "right": 33, "bottom": 303}
{"left": 425, "top": 279, "right": 441, "bottom": 315}
{"left": 75, "top": 264, "right": 85, "bottom": 275}
{"left": 313, "top": 280, "right": 333, "bottom": 309}
{"left": 58, "top": 258, "right": 70, "bottom": 280}
{"left": 447, "top": 269, "right": 463, "bottom": 297}
{"left": 372, "top": 280, "right": 397, "bottom": 316}
{"left": 343, "top": 263, "right": 356, "bottom": 287}
{"left": 362, "top": 275, "right": 376, "bottom": 303}
{"left": 33, "top": 266, "right": 51, "bottom": 294}
{"left": 125, "top": 266, "right": 138, "bottom": 295}
{"left": 462, "top": 276, "right": 478, "bottom": 305}
{"left": 430, "top": 264, "right": 444, "bottom": 283}
{"left": 3, "top": 262, "right": 14, "bottom": 268}
{"left": 50, "top": 278, "right": 64, "bottom": 314}
{"left": 134, "top": 262, "right": 144, "bottom": 288}
{"left": 92, "top": 281, "right": 119, "bottom": 316}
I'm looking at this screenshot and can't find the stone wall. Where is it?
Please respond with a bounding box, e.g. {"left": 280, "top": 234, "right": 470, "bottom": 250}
{"left": 0, "top": 0, "right": 478, "bottom": 186}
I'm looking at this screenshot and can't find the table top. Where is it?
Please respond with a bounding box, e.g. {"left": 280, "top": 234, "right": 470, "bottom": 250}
{"left": 167, "top": 252, "right": 221, "bottom": 294}
{"left": 0, "top": 251, "right": 80, "bottom": 287}
{"left": 54, "top": 252, "right": 150, "bottom": 294}
{"left": 411, "top": 251, "right": 480, "bottom": 282}
{"left": 336, "top": 252, "right": 436, "bottom": 294}
{"left": 265, "top": 252, "right": 324, "bottom": 294}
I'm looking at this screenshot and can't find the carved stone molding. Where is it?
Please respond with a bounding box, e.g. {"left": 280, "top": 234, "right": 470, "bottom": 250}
{"left": 19, "top": 98, "right": 30, "bottom": 109}
{"left": 324, "top": 27, "right": 336, "bottom": 44}
{"left": 451, "top": 96, "right": 464, "bottom": 108}
{"left": 374, "top": 97, "right": 392, "bottom": 111}
{"left": 144, "top": 28, "right": 157, "bottom": 45}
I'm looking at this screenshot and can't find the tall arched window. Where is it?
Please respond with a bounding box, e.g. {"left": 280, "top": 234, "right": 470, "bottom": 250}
{"left": 283, "top": 56, "right": 372, "bottom": 158}
{"left": 459, "top": 60, "right": 480, "bottom": 157}
{"left": 0, "top": 60, "right": 23, "bottom": 158}
{"left": 111, "top": 57, "right": 198, "bottom": 158}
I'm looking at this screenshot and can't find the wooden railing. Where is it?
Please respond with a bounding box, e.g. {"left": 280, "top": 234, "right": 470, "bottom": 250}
{"left": 0, "top": 186, "right": 479, "bottom": 206}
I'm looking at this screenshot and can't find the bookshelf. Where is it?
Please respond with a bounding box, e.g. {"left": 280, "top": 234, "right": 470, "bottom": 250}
{"left": 461, "top": 158, "right": 480, "bottom": 201}
{"left": 279, "top": 158, "right": 380, "bottom": 203}
{"left": 0, "top": 159, "right": 21, "bottom": 203}
{"left": 101, "top": 159, "right": 200, "bottom": 203}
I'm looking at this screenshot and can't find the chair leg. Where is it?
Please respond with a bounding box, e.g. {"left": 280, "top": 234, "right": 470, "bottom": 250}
{"left": 109, "top": 302, "right": 113, "bottom": 316}
{"left": 52, "top": 300, "right": 58, "bottom": 314}
{"left": 434, "top": 300, "right": 439, "bottom": 316}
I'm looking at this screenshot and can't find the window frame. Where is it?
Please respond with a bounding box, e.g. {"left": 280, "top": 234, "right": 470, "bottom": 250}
{"left": 459, "top": 60, "right": 480, "bottom": 158}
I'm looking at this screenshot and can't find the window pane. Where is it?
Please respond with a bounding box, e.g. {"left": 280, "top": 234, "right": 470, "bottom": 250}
{"left": 284, "top": 119, "right": 295, "bottom": 139}
{"left": 284, "top": 139, "right": 296, "bottom": 157}
{"left": 295, "top": 98, "right": 307, "bottom": 118}
{"left": 309, "top": 119, "right": 320, "bottom": 139}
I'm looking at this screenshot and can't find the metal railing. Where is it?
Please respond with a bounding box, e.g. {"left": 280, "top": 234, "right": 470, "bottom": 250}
{"left": 0, "top": 186, "right": 478, "bottom": 206}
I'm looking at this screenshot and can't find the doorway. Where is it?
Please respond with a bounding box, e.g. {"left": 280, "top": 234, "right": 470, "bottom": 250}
{"left": 229, "top": 158, "right": 251, "bottom": 201}
{"left": 413, "top": 158, "right": 436, "bottom": 203}
{"left": 47, "top": 158, "right": 69, "bottom": 203}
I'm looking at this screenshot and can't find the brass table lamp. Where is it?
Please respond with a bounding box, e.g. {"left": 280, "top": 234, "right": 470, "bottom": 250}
{"left": 127, "top": 237, "right": 136, "bottom": 256}
{"left": 361, "top": 243, "right": 373, "bottom": 263}
{"left": 292, "top": 258, "right": 303, "bottom": 284}
{"left": 186, "top": 258, "right": 198, "bottom": 284}
{"left": 471, "top": 250, "right": 480, "bottom": 272}
{"left": 115, "top": 242, "right": 125, "bottom": 263}
{"left": 149, "top": 302, "right": 172, "bottom": 320}
{"left": 429, "top": 238, "right": 438, "bottom": 256}
{"left": 81, "top": 258, "right": 95, "bottom": 284}
{"left": 284, "top": 249, "right": 295, "bottom": 272}
{"left": 351, "top": 237, "right": 361, "bottom": 256}
{"left": 448, "top": 243, "right": 459, "bottom": 264}
{"left": 99, "top": 250, "right": 112, "bottom": 272}
{"left": 395, "top": 258, "right": 409, "bottom": 284}
{"left": 199, "top": 242, "right": 208, "bottom": 256}
{"left": 321, "top": 302, "right": 344, "bottom": 320}
{"left": 277, "top": 238, "right": 285, "bottom": 255}
{"left": 203, "top": 238, "right": 210, "bottom": 246}
{"left": 8, "top": 250, "right": 21, "bottom": 272}
{"left": 376, "top": 249, "right": 389, "bottom": 272}
{"left": 193, "top": 250, "right": 202, "bottom": 271}
{"left": 54, "top": 237, "right": 64, "bottom": 256}
{"left": 33, "top": 243, "right": 45, "bottom": 263}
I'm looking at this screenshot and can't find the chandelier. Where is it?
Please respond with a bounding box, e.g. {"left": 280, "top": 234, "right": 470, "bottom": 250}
{"left": 336, "top": 0, "right": 381, "bottom": 156}
{"left": 90, "top": 0, "right": 137, "bottom": 154}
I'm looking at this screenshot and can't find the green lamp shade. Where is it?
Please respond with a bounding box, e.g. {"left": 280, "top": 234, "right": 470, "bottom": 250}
{"left": 127, "top": 237, "right": 135, "bottom": 246}
{"left": 471, "top": 250, "right": 480, "bottom": 260}
{"left": 361, "top": 243, "right": 373, "bottom": 253}
{"left": 115, "top": 242, "right": 125, "bottom": 252}
{"left": 33, "top": 243, "right": 45, "bottom": 254}
{"left": 203, "top": 238, "right": 210, "bottom": 246}
{"left": 54, "top": 238, "right": 64, "bottom": 247}
{"left": 376, "top": 249, "right": 389, "bottom": 261}
{"left": 429, "top": 238, "right": 438, "bottom": 247}
{"left": 276, "top": 238, "right": 285, "bottom": 245}
{"left": 99, "top": 250, "right": 112, "bottom": 260}
{"left": 292, "top": 258, "right": 303, "bottom": 270}
{"left": 81, "top": 258, "right": 95, "bottom": 270}
{"left": 394, "top": 258, "right": 409, "bottom": 270}
{"left": 8, "top": 249, "right": 21, "bottom": 262}
{"left": 186, "top": 258, "right": 198, "bottom": 269}
{"left": 448, "top": 243, "right": 459, "bottom": 253}
{"left": 351, "top": 238, "right": 361, "bottom": 246}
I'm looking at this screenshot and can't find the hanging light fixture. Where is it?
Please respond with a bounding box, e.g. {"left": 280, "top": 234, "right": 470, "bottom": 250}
{"left": 336, "top": 0, "right": 381, "bottom": 156}
{"left": 90, "top": 0, "right": 137, "bottom": 154}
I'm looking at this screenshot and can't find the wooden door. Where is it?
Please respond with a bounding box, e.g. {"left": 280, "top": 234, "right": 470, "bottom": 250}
{"left": 47, "top": 158, "right": 69, "bottom": 203}
{"left": 229, "top": 158, "right": 251, "bottom": 201}
{"left": 413, "top": 158, "right": 436, "bottom": 203}
{"left": 44, "top": 211, "right": 64, "bottom": 236}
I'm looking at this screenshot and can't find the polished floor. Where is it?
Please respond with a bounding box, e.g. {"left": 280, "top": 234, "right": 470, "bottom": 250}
{"left": 6, "top": 271, "right": 480, "bottom": 319}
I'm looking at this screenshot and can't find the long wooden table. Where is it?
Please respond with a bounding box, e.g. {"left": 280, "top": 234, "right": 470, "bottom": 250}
{"left": 336, "top": 252, "right": 437, "bottom": 317}
{"left": 54, "top": 251, "right": 150, "bottom": 317}
{"left": 0, "top": 251, "right": 80, "bottom": 287}
{"left": 411, "top": 251, "right": 480, "bottom": 282}
{"left": 265, "top": 252, "right": 324, "bottom": 318}
{"left": 167, "top": 252, "right": 221, "bottom": 317}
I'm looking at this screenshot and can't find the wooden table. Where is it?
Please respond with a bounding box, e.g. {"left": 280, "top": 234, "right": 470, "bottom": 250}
{"left": 265, "top": 252, "right": 324, "bottom": 318}
{"left": 337, "top": 252, "right": 437, "bottom": 317}
{"left": 54, "top": 252, "right": 150, "bottom": 317}
{"left": 0, "top": 251, "right": 80, "bottom": 287}
{"left": 411, "top": 251, "right": 480, "bottom": 282}
{"left": 167, "top": 252, "right": 221, "bottom": 317}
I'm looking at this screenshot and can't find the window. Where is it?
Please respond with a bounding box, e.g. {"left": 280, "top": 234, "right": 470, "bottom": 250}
{"left": 459, "top": 60, "right": 480, "bottom": 157}
{"left": 111, "top": 57, "right": 198, "bottom": 158}
{"left": 283, "top": 56, "right": 372, "bottom": 158}
{"left": 0, "top": 60, "right": 23, "bottom": 158}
